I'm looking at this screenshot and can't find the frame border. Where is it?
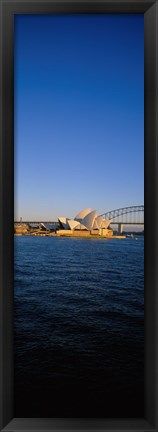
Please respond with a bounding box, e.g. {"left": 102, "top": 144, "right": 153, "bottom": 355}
{"left": 0, "top": 0, "right": 158, "bottom": 431}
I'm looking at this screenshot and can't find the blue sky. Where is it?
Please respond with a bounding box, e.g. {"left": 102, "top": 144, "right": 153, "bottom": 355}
{"left": 14, "top": 14, "right": 144, "bottom": 221}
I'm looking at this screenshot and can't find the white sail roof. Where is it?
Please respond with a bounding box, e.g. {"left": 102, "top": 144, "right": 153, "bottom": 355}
{"left": 58, "top": 217, "right": 70, "bottom": 229}
{"left": 75, "top": 223, "right": 88, "bottom": 230}
{"left": 68, "top": 219, "right": 80, "bottom": 230}
{"left": 74, "top": 208, "right": 91, "bottom": 221}
{"left": 82, "top": 210, "right": 97, "bottom": 230}
{"left": 95, "top": 215, "right": 104, "bottom": 229}
{"left": 93, "top": 219, "right": 99, "bottom": 229}
{"left": 101, "top": 219, "right": 111, "bottom": 229}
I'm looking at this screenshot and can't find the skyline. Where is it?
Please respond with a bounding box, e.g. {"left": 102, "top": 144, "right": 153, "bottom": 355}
{"left": 14, "top": 14, "right": 144, "bottom": 221}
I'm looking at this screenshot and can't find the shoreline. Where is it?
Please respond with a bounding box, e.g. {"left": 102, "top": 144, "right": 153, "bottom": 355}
{"left": 14, "top": 233, "right": 126, "bottom": 239}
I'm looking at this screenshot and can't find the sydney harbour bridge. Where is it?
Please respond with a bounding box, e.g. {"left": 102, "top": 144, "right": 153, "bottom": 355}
{"left": 100, "top": 205, "right": 144, "bottom": 233}
{"left": 17, "top": 205, "right": 144, "bottom": 233}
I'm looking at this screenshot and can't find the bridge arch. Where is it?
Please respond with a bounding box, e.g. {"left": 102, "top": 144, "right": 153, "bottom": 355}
{"left": 100, "top": 205, "right": 144, "bottom": 232}
{"left": 100, "top": 205, "right": 144, "bottom": 221}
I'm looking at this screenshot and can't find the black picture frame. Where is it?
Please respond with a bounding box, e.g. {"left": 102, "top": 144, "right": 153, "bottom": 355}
{"left": 0, "top": 0, "right": 157, "bottom": 431}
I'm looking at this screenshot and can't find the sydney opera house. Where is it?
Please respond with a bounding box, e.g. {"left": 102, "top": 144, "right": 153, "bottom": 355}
{"left": 58, "top": 208, "right": 113, "bottom": 237}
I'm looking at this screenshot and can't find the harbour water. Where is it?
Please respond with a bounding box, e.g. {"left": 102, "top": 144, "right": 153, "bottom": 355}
{"left": 14, "top": 236, "right": 144, "bottom": 417}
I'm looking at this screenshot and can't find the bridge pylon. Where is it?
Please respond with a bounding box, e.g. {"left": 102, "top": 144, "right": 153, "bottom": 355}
{"left": 118, "top": 223, "right": 123, "bottom": 234}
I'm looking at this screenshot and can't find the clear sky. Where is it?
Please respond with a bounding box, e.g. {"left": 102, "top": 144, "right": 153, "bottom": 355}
{"left": 14, "top": 14, "right": 144, "bottom": 221}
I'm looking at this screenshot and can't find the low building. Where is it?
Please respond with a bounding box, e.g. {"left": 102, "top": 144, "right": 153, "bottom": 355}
{"left": 14, "top": 224, "right": 29, "bottom": 234}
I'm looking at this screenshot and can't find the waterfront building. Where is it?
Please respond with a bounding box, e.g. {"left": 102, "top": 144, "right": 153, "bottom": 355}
{"left": 58, "top": 208, "right": 112, "bottom": 236}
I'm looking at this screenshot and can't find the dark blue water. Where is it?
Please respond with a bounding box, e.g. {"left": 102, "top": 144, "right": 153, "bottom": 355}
{"left": 14, "top": 236, "right": 144, "bottom": 417}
